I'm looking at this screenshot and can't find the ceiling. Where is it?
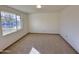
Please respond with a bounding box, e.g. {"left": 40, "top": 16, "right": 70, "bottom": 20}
{"left": 8, "top": 5, "right": 67, "bottom": 13}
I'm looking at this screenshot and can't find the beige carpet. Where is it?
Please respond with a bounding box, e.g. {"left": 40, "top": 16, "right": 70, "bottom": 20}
{"left": 3, "top": 33, "right": 77, "bottom": 54}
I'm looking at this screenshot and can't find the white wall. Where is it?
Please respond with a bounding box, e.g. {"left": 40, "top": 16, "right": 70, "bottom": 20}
{"left": 60, "top": 6, "right": 79, "bottom": 53}
{"left": 29, "top": 13, "right": 59, "bottom": 34}
{"left": 0, "top": 6, "right": 29, "bottom": 51}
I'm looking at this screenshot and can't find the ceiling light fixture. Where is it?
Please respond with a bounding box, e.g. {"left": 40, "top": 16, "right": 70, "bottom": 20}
{"left": 36, "top": 5, "right": 41, "bottom": 8}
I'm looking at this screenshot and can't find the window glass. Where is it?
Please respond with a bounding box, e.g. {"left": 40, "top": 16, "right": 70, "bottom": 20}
{"left": 17, "top": 15, "right": 21, "bottom": 30}
{"left": 1, "top": 11, "right": 22, "bottom": 36}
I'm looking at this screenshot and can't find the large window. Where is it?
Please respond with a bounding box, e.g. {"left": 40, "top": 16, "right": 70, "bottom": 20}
{"left": 0, "top": 11, "right": 22, "bottom": 36}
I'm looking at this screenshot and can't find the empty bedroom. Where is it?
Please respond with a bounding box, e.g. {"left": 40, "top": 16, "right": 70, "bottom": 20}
{"left": 0, "top": 5, "right": 79, "bottom": 54}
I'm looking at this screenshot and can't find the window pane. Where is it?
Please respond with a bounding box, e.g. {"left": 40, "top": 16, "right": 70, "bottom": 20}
{"left": 1, "top": 11, "right": 22, "bottom": 36}
{"left": 17, "top": 15, "right": 22, "bottom": 30}
{"left": 1, "top": 12, "right": 17, "bottom": 36}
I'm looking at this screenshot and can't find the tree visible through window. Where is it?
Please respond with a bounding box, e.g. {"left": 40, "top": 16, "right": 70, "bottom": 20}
{"left": 0, "top": 11, "right": 22, "bottom": 36}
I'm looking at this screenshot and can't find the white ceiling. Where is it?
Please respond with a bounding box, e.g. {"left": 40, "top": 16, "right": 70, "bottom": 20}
{"left": 8, "top": 5, "right": 67, "bottom": 13}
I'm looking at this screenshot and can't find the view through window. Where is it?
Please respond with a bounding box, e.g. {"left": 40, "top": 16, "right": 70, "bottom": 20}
{"left": 1, "top": 11, "right": 22, "bottom": 36}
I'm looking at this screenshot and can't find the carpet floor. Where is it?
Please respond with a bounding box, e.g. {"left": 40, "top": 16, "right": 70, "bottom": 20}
{"left": 3, "top": 33, "right": 77, "bottom": 54}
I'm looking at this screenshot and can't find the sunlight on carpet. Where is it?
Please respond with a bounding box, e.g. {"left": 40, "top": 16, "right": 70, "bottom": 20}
{"left": 29, "top": 47, "right": 40, "bottom": 54}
